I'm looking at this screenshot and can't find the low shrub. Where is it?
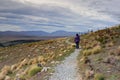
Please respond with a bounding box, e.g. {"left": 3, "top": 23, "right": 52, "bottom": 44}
{"left": 92, "top": 45, "right": 102, "bottom": 54}
{"left": 28, "top": 65, "right": 42, "bottom": 77}
{"left": 109, "top": 46, "right": 120, "bottom": 56}
{"left": 94, "top": 73, "right": 105, "bottom": 80}
{"left": 105, "top": 42, "right": 114, "bottom": 47}
{"left": 116, "top": 46, "right": 120, "bottom": 56}
{"left": 0, "top": 56, "right": 4, "bottom": 61}
{"left": 1, "top": 65, "right": 11, "bottom": 75}
{"left": 82, "top": 45, "right": 102, "bottom": 56}
{"left": 20, "top": 75, "right": 26, "bottom": 80}
{"left": 83, "top": 49, "right": 92, "bottom": 56}
{"left": 82, "top": 56, "right": 89, "bottom": 64}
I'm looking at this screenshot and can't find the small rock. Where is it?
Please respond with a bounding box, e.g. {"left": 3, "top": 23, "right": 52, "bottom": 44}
{"left": 107, "top": 70, "right": 111, "bottom": 73}
{"left": 41, "top": 67, "right": 50, "bottom": 72}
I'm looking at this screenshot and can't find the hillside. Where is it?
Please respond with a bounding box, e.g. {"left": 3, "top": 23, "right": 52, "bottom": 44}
{"left": 78, "top": 25, "right": 120, "bottom": 80}
{"left": 0, "top": 30, "right": 78, "bottom": 38}
{"left": 0, "top": 38, "right": 74, "bottom": 80}
{"left": 1, "top": 25, "right": 120, "bottom": 80}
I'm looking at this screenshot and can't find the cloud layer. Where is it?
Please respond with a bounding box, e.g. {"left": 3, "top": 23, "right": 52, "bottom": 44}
{"left": 0, "top": 0, "right": 119, "bottom": 32}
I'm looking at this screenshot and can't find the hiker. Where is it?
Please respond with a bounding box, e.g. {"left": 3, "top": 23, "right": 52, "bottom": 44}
{"left": 74, "top": 34, "right": 80, "bottom": 49}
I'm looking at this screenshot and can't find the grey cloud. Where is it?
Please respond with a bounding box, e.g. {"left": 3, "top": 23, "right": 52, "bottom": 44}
{"left": 0, "top": 0, "right": 119, "bottom": 32}
{"left": 0, "top": 0, "right": 25, "bottom": 10}
{"left": 81, "top": 0, "right": 120, "bottom": 21}
{"left": 0, "top": 2, "right": 84, "bottom": 28}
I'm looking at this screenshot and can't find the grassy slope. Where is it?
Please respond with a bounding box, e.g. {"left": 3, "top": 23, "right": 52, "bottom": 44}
{"left": 0, "top": 37, "right": 74, "bottom": 80}
{"left": 78, "top": 25, "right": 120, "bottom": 80}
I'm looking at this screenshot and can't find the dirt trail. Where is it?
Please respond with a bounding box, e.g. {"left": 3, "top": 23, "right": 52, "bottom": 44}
{"left": 49, "top": 39, "right": 82, "bottom": 80}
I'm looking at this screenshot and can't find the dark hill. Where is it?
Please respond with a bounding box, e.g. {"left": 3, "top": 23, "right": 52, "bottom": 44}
{"left": 0, "top": 30, "right": 80, "bottom": 37}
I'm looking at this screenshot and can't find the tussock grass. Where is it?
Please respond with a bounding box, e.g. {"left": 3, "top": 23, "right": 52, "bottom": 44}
{"left": 28, "top": 65, "right": 42, "bottom": 77}
{"left": 0, "top": 37, "right": 75, "bottom": 79}
{"left": 78, "top": 25, "right": 120, "bottom": 80}
{"left": 82, "top": 45, "right": 102, "bottom": 56}
{"left": 109, "top": 46, "right": 120, "bottom": 56}
{"left": 94, "top": 73, "right": 105, "bottom": 80}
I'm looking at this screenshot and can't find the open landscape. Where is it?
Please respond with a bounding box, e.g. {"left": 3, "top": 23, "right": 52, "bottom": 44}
{"left": 0, "top": 25, "right": 120, "bottom": 80}
{"left": 0, "top": 0, "right": 120, "bottom": 80}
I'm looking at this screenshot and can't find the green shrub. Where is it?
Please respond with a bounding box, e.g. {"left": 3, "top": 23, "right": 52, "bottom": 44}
{"left": 20, "top": 76, "right": 26, "bottom": 80}
{"left": 0, "top": 56, "right": 4, "bottom": 61}
{"left": 28, "top": 65, "right": 42, "bottom": 77}
{"left": 94, "top": 73, "right": 105, "bottom": 80}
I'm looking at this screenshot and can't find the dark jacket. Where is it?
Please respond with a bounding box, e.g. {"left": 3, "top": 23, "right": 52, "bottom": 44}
{"left": 74, "top": 35, "right": 80, "bottom": 43}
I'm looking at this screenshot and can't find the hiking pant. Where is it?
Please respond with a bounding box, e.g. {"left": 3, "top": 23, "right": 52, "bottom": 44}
{"left": 75, "top": 42, "right": 79, "bottom": 49}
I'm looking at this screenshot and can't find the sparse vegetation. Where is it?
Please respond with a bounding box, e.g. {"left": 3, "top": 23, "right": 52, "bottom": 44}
{"left": 0, "top": 37, "right": 74, "bottom": 80}
{"left": 78, "top": 25, "right": 120, "bottom": 80}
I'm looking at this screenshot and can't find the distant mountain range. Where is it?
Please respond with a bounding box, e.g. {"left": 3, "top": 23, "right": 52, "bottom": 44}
{"left": 0, "top": 30, "right": 82, "bottom": 37}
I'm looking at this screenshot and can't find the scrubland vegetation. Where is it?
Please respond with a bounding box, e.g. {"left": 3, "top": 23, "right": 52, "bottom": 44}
{"left": 1, "top": 25, "right": 120, "bottom": 80}
{"left": 0, "top": 38, "right": 74, "bottom": 80}
{"left": 78, "top": 25, "right": 120, "bottom": 80}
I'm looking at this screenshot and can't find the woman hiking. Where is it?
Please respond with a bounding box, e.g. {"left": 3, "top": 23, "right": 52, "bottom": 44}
{"left": 74, "top": 34, "right": 80, "bottom": 49}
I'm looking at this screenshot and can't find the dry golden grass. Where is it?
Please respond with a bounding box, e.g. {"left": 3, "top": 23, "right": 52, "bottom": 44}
{"left": 0, "top": 37, "right": 74, "bottom": 79}
{"left": 4, "top": 76, "right": 11, "bottom": 80}
{"left": 105, "top": 42, "right": 114, "bottom": 47}
{"left": 82, "top": 45, "right": 102, "bottom": 56}
{"left": 1, "top": 65, "right": 11, "bottom": 75}
{"left": 0, "top": 65, "right": 11, "bottom": 80}
{"left": 78, "top": 25, "right": 120, "bottom": 80}
{"left": 109, "top": 46, "right": 120, "bottom": 56}
{"left": 0, "top": 73, "right": 5, "bottom": 80}
{"left": 37, "top": 56, "right": 44, "bottom": 63}
{"left": 85, "top": 69, "right": 94, "bottom": 79}
{"left": 10, "top": 64, "right": 18, "bottom": 71}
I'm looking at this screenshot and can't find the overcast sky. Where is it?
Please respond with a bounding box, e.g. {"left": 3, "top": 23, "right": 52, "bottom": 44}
{"left": 0, "top": 0, "right": 120, "bottom": 32}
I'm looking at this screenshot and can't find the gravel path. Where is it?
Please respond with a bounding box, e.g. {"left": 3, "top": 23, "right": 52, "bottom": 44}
{"left": 49, "top": 49, "right": 82, "bottom": 80}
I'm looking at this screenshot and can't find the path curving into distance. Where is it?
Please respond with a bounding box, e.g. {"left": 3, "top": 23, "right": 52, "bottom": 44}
{"left": 49, "top": 38, "right": 82, "bottom": 80}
